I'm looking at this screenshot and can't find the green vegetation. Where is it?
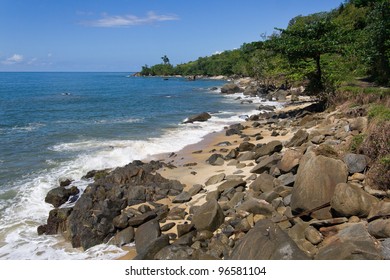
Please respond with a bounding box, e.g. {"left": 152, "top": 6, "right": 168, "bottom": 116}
{"left": 350, "top": 134, "right": 365, "bottom": 153}
{"left": 368, "top": 104, "right": 390, "bottom": 121}
{"left": 140, "top": 0, "right": 390, "bottom": 96}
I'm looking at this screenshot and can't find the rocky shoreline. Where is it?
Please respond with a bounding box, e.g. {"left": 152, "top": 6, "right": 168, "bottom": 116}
{"left": 38, "top": 78, "right": 390, "bottom": 260}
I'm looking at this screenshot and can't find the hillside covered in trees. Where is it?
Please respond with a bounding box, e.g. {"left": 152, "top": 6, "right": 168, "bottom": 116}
{"left": 140, "top": 0, "right": 389, "bottom": 93}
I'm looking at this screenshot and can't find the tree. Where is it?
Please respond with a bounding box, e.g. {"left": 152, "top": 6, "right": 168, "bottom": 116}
{"left": 161, "top": 55, "right": 170, "bottom": 65}
{"left": 269, "top": 12, "right": 340, "bottom": 94}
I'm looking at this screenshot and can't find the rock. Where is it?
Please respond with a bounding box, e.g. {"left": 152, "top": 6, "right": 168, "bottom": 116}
{"left": 291, "top": 155, "right": 348, "bottom": 219}
{"left": 127, "top": 211, "right": 157, "bottom": 227}
{"left": 275, "top": 173, "right": 296, "bottom": 187}
{"left": 351, "top": 173, "right": 365, "bottom": 181}
{"left": 161, "top": 222, "right": 175, "bottom": 232}
{"left": 254, "top": 141, "right": 283, "bottom": 159}
{"left": 304, "top": 226, "right": 323, "bottom": 245}
{"left": 224, "top": 149, "right": 239, "bottom": 160}
{"left": 109, "top": 226, "right": 135, "bottom": 246}
{"left": 177, "top": 224, "right": 195, "bottom": 237}
{"left": 229, "top": 219, "right": 309, "bottom": 260}
{"left": 39, "top": 207, "right": 72, "bottom": 235}
{"left": 192, "top": 199, "right": 224, "bottom": 232}
{"left": 225, "top": 128, "right": 241, "bottom": 136}
{"left": 221, "top": 83, "right": 241, "bottom": 94}
{"left": 238, "top": 142, "right": 255, "bottom": 152}
{"left": 172, "top": 191, "right": 192, "bottom": 203}
{"left": 331, "top": 183, "right": 378, "bottom": 218}
{"left": 188, "top": 184, "right": 203, "bottom": 196}
{"left": 134, "top": 234, "right": 170, "bottom": 260}
{"left": 217, "top": 179, "right": 246, "bottom": 192}
{"left": 344, "top": 153, "right": 368, "bottom": 174}
{"left": 167, "top": 207, "right": 187, "bottom": 220}
{"left": 315, "top": 223, "right": 382, "bottom": 260}
{"left": 249, "top": 173, "right": 275, "bottom": 193}
{"left": 236, "top": 198, "right": 274, "bottom": 215}
{"left": 368, "top": 201, "right": 390, "bottom": 222}
{"left": 154, "top": 245, "right": 194, "bottom": 260}
{"left": 59, "top": 179, "right": 72, "bottom": 187}
{"left": 349, "top": 117, "right": 368, "bottom": 133}
{"left": 135, "top": 219, "right": 161, "bottom": 254}
{"left": 368, "top": 219, "right": 390, "bottom": 238}
{"left": 258, "top": 105, "right": 276, "bottom": 111}
{"left": 138, "top": 204, "right": 152, "bottom": 213}
{"left": 309, "top": 217, "right": 349, "bottom": 228}
{"left": 183, "top": 112, "right": 211, "bottom": 124}
{"left": 237, "top": 151, "right": 254, "bottom": 161}
{"left": 286, "top": 129, "right": 309, "bottom": 148}
{"left": 250, "top": 153, "right": 281, "bottom": 174}
{"left": 206, "top": 154, "right": 224, "bottom": 166}
{"left": 278, "top": 149, "right": 303, "bottom": 174}
{"left": 113, "top": 213, "right": 129, "bottom": 229}
{"left": 205, "top": 173, "right": 225, "bottom": 186}
{"left": 45, "top": 186, "right": 79, "bottom": 208}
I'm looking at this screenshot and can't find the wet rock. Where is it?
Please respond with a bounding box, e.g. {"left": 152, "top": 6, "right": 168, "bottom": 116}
{"left": 59, "top": 179, "right": 72, "bottom": 187}
{"left": 39, "top": 207, "right": 72, "bottom": 235}
{"left": 45, "top": 186, "right": 79, "bottom": 208}
{"left": 221, "top": 83, "right": 241, "bottom": 94}
{"left": 229, "top": 219, "right": 309, "bottom": 260}
{"left": 331, "top": 183, "right": 378, "bottom": 218}
{"left": 291, "top": 154, "right": 348, "bottom": 219}
{"left": 192, "top": 199, "right": 224, "bottom": 232}
{"left": 183, "top": 112, "right": 211, "bottom": 124}
{"left": 109, "top": 226, "right": 135, "bottom": 246}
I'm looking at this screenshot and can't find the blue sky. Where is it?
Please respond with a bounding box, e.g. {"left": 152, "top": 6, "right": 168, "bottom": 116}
{"left": 0, "top": 0, "right": 344, "bottom": 72}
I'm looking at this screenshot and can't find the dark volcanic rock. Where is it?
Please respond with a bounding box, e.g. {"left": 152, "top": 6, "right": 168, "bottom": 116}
{"left": 183, "top": 112, "right": 211, "bottom": 124}
{"left": 39, "top": 207, "right": 73, "bottom": 235}
{"left": 64, "top": 161, "right": 184, "bottom": 250}
{"left": 154, "top": 245, "right": 194, "bottom": 260}
{"left": 45, "top": 186, "right": 79, "bottom": 208}
{"left": 134, "top": 234, "right": 170, "bottom": 260}
{"left": 206, "top": 154, "right": 224, "bottom": 166}
{"left": 135, "top": 219, "right": 161, "bottom": 254}
{"left": 127, "top": 211, "right": 157, "bottom": 227}
{"left": 192, "top": 199, "right": 224, "bottom": 232}
{"left": 229, "top": 219, "right": 309, "bottom": 260}
{"left": 109, "top": 226, "right": 135, "bottom": 246}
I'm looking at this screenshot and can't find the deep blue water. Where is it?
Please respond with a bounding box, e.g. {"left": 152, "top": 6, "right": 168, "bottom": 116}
{"left": 0, "top": 72, "right": 270, "bottom": 259}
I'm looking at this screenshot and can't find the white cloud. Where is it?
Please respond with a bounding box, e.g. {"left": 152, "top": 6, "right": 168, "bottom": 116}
{"left": 213, "top": 51, "right": 223, "bottom": 55}
{"left": 83, "top": 11, "right": 179, "bottom": 27}
{"left": 2, "top": 54, "right": 24, "bottom": 65}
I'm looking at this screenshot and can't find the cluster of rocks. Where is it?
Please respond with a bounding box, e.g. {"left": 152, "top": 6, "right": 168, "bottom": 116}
{"left": 38, "top": 99, "right": 390, "bottom": 260}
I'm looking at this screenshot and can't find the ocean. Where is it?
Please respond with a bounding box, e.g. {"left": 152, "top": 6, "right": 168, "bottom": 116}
{"left": 0, "top": 72, "right": 280, "bottom": 259}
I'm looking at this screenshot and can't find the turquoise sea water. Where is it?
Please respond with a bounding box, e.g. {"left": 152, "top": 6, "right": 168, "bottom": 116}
{"left": 0, "top": 72, "right": 278, "bottom": 259}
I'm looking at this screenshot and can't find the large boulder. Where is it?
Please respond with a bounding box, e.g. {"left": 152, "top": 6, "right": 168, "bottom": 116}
{"left": 135, "top": 219, "right": 161, "bottom": 254}
{"left": 221, "top": 83, "right": 241, "bottom": 94}
{"left": 250, "top": 153, "right": 281, "bottom": 174}
{"left": 291, "top": 154, "right": 348, "bottom": 219}
{"left": 236, "top": 198, "right": 274, "bottom": 215}
{"left": 315, "top": 223, "right": 382, "bottom": 260}
{"left": 192, "top": 199, "right": 224, "bottom": 232}
{"left": 331, "top": 183, "right": 378, "bottom": 218}
{"left": 229, "top": 219, "right": 309, "bottom": 260}
{"left": 249, "top": 173, "right": 275, "bottom": 193}
{"left": 183, "top": 112, "right": 211, "bottom": 124}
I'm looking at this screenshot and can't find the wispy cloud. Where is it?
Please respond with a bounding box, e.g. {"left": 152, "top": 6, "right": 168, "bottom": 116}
{"left": 2, "top": 54, "right": 24, "bottom": 65}
{"left": 83, "top": 11, "right": 179, "bottom": 27}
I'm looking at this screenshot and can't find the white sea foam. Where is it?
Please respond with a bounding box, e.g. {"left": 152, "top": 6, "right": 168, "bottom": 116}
{"left": 9, "top": 123, "right": 45, "bottom": 133}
